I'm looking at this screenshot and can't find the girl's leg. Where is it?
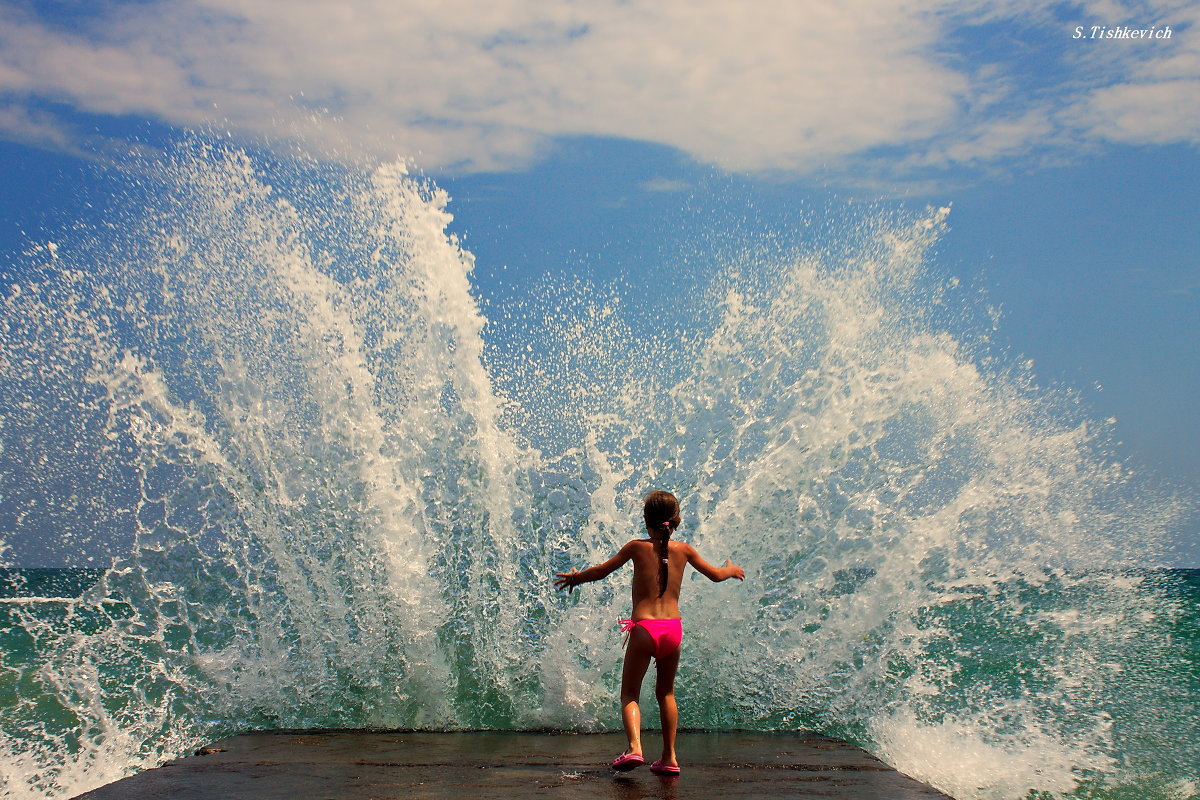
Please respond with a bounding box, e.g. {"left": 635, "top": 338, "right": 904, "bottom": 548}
{"left": 619, "top": 626, "right": 655, "bottom": 756}
{"left": 654, "top": 647, "right": 681, "bottom": 767}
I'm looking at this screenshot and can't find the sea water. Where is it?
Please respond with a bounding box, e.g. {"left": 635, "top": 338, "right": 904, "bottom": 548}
{"left": 0, "top": 142, "right": 1195, "bottom": 800}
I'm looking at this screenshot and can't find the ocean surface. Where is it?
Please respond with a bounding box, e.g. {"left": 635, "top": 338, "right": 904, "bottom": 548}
{"left": 0, "top": 142, "right": 1196, "bottom": 800}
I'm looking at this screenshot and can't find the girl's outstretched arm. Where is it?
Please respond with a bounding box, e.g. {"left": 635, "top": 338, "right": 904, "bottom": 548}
{"left": 684, "top": 543, "right": 745, "bottom": 582}
{"left": 554, "top": 541, "right": 636, "bottom": 594}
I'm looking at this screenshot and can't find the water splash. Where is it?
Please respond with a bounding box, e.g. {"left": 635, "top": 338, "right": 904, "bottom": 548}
{"left": 0, "top": 142, "right": 1191, "bottom": 800}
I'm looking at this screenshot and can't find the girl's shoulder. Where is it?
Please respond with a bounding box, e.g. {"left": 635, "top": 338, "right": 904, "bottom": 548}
{"left": 625, "top": 538, "right": 689, "bottom": 551}
{"left": 625, "top": 538, "right": 670, "bottom": 551}
{"left": 631, "top": 538, "right": 689, "bottom": 552}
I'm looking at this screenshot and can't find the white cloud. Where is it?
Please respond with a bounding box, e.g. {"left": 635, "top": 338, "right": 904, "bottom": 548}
{"left": 0, "top": 0, "right": 1196, "bottom": 178}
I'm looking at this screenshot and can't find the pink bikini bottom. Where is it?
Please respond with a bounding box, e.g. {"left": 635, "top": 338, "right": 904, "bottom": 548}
{"left": 618, "top": 618, "right": 683, "bottom": 660}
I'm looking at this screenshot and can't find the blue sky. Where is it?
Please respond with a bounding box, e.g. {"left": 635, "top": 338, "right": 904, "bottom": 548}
{"left": 0, "top": 1, "right": 1197, "bottom": 564}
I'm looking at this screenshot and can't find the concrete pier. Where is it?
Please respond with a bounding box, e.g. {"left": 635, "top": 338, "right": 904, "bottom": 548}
{"left": 71, "top": 730, "right": 955, "bottom": 800}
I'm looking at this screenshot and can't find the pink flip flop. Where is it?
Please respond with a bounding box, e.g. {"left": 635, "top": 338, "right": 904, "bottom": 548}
{"left": 611, "top": 752, "right": 645, "bottom": 771}
{"left": 649, "top": 760, "right": 681, "bottom": 775}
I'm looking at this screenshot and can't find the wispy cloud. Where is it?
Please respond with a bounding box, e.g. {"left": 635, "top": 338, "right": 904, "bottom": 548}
{"left": 0, "top": 102, "right": 81, "bottom": 153}
{"left": 1072, "top": 79, "right": 1200, "bottom": 144}
{"left": 0, "top": 0, "right": 1195, "bottom": 181}
{"left": 639, "top": 177, "right": 691, "bottom": 193}
{"left": 0, "top": 100, "right": 156, "bottom": 164}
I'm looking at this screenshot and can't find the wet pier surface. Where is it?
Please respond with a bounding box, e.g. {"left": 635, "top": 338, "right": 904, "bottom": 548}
{"left": 72, "top": 730, "right": 955, "bottom": 800}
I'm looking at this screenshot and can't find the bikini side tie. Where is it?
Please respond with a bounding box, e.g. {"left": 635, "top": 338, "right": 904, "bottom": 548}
{"left": 618, "top": 618, "right": 636, "bottom": 649}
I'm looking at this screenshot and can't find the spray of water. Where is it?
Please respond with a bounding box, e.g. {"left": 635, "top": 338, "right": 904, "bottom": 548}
{"left": 0, "top": 142, "right": 1190, "bottom": 800}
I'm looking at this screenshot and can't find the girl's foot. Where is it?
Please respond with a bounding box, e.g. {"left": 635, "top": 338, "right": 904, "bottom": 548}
{"left": 611, "top": 751, "right": 645, "bottom": 771}
{"left": 649, "top": 759, "right": 681, "bottom": 775}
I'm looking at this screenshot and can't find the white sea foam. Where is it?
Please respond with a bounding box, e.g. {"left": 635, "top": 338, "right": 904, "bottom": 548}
{"left": 874, "top": 709, "right": 1113, "bottom": 800}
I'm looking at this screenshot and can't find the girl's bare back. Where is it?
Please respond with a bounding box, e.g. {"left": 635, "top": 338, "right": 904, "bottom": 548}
{"left": 575, "top": 538, "right": 744, "bottom": 621}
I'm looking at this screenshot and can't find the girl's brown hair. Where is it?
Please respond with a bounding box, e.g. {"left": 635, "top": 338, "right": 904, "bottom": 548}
{"left": 643, "top": 490, "right": 681, "bottom": 596}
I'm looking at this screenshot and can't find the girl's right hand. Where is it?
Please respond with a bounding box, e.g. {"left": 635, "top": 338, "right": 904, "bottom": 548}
{"left": 554, "top": 569, "right": 580, "bottom": 593}
{"left": 725, "top": 560, "right": 745, "bottom": 581}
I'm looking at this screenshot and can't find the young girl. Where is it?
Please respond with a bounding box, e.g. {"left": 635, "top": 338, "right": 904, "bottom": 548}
{"left": 554, "top": 490, "right": 745, "bottom": 775}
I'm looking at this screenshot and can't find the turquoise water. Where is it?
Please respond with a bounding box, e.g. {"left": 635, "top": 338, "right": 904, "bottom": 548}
{"left": 0, "top": 142, "right": 1195, "bottom": 800}
{"left": 2, "top": 568, "right": 1196, "bottom": 799}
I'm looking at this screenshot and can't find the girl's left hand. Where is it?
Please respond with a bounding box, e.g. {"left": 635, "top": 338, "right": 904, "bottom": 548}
{"left": 554, "top": 569, "right": 580, "bottom": 593}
